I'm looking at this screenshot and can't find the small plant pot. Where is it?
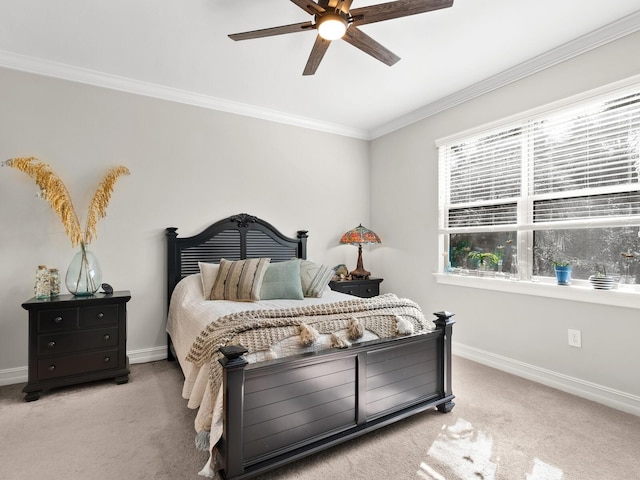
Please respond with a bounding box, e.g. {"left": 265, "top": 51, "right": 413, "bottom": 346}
{"left": 554, "top": 266, "right": 572, "bottom": 285}
{"left": 589, "top": 275, "right": 615, "bottom": 290}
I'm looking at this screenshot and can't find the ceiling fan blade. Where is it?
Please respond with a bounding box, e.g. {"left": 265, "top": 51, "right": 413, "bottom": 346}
{"left": 303, "top": 35, "right": 331, "bottom": 75}
{"left": 342, "top": 26, "right": 400, "bottom": 66}
{"left": 351, "top": 0, "right": 453, "bottom": 26}
{"left": 290, "top": 0, "right": 325, "bottom": 15}
{"left": 229, "top": 21, "right": 314, "bottom": 41}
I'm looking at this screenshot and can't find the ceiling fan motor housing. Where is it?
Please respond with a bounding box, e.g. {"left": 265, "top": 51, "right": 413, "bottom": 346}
{"left": 316, "top": 10, "right": 350, "bottom": 40}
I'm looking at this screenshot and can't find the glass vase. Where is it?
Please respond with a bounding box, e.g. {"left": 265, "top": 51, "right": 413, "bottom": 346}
{"left": 619, "top": 263, "right": 634, "bottom": 289}
{"left": 65, "top": 243, "right": 102, "bottom": 296}
{"left": 510, "top": 254, "right": 520, "bottom": 281}
{"left": 495, "top": 259, "right": 506, "bottom": 278}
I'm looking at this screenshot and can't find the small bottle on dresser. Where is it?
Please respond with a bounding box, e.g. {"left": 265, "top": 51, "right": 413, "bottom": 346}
{"left": 49, "top": 268, "right": 60, "bottom": 296}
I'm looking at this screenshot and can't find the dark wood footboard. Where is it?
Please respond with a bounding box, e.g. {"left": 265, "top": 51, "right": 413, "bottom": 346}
{"left": 216, "top": 311, "right": 455, "bottom": 480}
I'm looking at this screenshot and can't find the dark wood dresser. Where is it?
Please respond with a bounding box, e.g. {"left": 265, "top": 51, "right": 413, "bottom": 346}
{"left": 328, "top": 277, "right": 383, "bottom": 298}
{"left": 21, "top": 291, "right": 131, "bottom": 401}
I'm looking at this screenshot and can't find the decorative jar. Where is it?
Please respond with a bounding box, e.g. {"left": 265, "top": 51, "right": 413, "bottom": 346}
{"left": 49, "top": 268, "right": 60, "bottom": 296}
{"left": 35, "top": 265, "right": 51, "bottom": 299}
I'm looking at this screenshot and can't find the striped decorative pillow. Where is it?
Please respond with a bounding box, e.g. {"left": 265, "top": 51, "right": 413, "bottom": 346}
{"left": 300, "top": 260, "right": 335, "bottom": 298}
{"left": 211, "top": 258, "right": 270, "bottom": 302}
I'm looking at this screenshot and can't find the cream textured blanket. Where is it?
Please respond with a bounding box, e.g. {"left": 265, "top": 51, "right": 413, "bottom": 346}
{"left": 186, "top": 293, "right": 434, "bottom": 403}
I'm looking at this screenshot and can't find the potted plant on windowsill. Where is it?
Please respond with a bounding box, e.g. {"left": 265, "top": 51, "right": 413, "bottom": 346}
{"left": 588, "top": 264, "right": 615, "bottom": 290}
{"left": 553, "top": 261, "right": 572, "bottom": 285}
{"left": 468, "top": 251, "right": 499, "bottom": 277}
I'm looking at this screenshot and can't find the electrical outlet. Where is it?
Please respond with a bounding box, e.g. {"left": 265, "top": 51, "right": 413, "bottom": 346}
{"left": 568, "top": 329, "right": 581, "bottom": 348}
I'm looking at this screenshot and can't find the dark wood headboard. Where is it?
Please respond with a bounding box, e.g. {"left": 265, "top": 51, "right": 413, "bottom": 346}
{"left": 165, "top": 213, "right": 308, "bottom": 307}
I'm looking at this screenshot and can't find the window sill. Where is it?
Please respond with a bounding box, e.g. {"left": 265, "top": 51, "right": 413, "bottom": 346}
{"left": 433, "top": 273, "right": 639, "bottom": 309}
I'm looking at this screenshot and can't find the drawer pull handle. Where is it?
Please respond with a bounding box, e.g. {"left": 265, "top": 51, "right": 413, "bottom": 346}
{"left": 103, "top": 334, "right": 110, "bottom": 341}
{"left": 47, "top": 341, "right": 56, "bottom": 348}
{"left": 97, "top": 312, "right": 104, "bottom": 319}
{"left": 104, "top": 357, "right": 111, "bottom": 363}
{"left": 54, "top": 316, "right": 63, "bottom": 323}
{"left": 48, "top": 365, "right": 55, "bottom": 371}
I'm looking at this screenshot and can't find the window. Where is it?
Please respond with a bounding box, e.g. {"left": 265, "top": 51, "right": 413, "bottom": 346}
{"left": 438, "top": 83, "right": 640, "bottom": 284}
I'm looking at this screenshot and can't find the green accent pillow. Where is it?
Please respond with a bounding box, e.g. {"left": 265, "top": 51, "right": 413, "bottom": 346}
{"left": 260, "top": 259, "right": 304, "bottom": 300}
{"left": 300, "top": 260, "right": 335, "bottom": 297}
{"left": 211, "top": 258, "right": 270, "bottom": 302}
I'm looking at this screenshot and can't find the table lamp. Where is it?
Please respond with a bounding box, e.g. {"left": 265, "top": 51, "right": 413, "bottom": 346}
{"left": 339, "top": 224, "right": 381, "bottom": 279}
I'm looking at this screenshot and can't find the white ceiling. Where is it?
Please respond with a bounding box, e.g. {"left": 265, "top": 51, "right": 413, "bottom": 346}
{"left": 0, "top": 0, "right": 639, "bottom": 139}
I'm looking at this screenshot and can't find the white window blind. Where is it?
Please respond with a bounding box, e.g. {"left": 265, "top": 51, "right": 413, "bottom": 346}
{"left": 439, "top": 86, "right": 640, "bottom": 234}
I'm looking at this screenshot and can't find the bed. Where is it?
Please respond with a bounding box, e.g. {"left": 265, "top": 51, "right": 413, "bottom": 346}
{"left": 166, "top": 213, "right": 455, "bottom": 479}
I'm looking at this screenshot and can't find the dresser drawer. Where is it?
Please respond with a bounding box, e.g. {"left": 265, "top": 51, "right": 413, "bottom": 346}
{"left": 37, "top": 327, "right": 119, "bottom": 356}
{"left": 331, "top": 282, "right": 360, "bottom": 296}
{"left": 37, "top": 308, "right": 78, "bottom": 332}
{"left": 80, "top": 304, "right": 119, "bottom": 327}
{"left": 37, "top": 348, "right": 120, "bottom": 380}
{"left": 358, "top": 284, "right": 379, "bottom": 298}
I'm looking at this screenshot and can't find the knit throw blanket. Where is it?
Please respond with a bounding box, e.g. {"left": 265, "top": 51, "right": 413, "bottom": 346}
{"left": 186, "top": 293, "right": 434, "bottom": 402}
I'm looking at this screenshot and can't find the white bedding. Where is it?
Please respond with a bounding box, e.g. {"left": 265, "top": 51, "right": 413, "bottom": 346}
{"left": 166, "top": 273, "right": 380, "bottom": 475}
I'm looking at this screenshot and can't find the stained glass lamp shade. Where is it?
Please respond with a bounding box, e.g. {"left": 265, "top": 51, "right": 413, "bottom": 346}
{"left": 339, "top": 224, "right": 381, "bottom": 279}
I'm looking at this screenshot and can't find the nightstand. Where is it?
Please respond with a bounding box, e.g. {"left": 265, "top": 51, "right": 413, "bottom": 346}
{"left": 328, "top": 278, "right": 383, "bottom": 298}
{"left": 21, "top": 291, "right": 131, "bottom": 401}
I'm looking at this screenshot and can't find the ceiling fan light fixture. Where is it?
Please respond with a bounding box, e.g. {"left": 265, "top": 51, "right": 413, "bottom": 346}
{"left": 317, "top": 13, "right": 348, "bottom": 40}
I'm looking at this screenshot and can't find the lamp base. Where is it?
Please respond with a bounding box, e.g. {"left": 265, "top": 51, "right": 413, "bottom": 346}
{"left": 350, "top": 244, "right": 371, "bottom": 279}
{"left": 349, "top": 268, "right": 371, "bottom": 279}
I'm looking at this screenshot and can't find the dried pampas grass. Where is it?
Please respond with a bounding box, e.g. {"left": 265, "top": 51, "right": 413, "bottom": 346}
{"left": 3, "top": 157, "right": 129, "bottom": 247}
{"left": 84, "top": 165, "right": 130, "bottom": 244}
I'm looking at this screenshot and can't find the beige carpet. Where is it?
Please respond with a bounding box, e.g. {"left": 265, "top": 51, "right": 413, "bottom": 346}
{"left": 1, "top": 357, "right": 639, "bottom": 480}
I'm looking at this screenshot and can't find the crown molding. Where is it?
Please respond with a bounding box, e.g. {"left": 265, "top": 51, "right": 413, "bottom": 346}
{"left": 0, "top": 9, "right": 638, "bottom": 142}
{"left": 0, "top": 49, "right": 370, "bottom": 140}
{"left": 370, "top": 9, "right": 640, "bottom": 139}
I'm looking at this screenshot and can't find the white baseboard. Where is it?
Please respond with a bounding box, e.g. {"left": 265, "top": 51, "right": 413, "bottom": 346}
{"left": 127, "top": 345, "right": 168, "bottom": 364}
{"left": 0, "top": 346, "right": 169, "bottom": 386}
{"left": 0, "top": 366, "right": 28, "bottom": 387}
{"left": 453, "top": 341, "right": 640, "bottom": 417}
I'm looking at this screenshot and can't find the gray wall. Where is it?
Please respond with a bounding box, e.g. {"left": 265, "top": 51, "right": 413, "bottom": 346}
{"left": 369, "top": 31, "right": 640, "bottom": 414}
{"left": 0, "top": 67, "right": 370, "bottom": 378}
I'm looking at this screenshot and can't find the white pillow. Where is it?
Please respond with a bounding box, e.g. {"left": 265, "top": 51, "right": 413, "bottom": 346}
{"left": 300, "top": 260, "right": 335, "bottom": 297}
{"left": 198, "top": 262, "right": 220, "bottom": 300}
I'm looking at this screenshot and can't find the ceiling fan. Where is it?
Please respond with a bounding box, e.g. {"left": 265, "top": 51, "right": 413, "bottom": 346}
{"left": 228, "top": 0, "right": 454, "bottom": 76}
